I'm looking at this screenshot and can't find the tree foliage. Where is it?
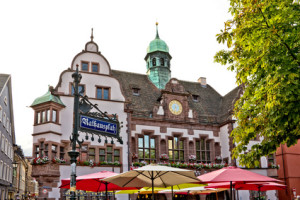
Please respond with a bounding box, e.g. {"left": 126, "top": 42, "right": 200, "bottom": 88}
{"left": 215, "top": 0, "right": 300, "bottom": 167}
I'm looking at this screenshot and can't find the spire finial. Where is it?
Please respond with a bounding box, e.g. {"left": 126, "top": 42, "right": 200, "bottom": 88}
{"left": 91, "top": 28, "right": 94, "bottom": 41}
{"left": 155, "top": 22, "right": 160, "bottom": 39}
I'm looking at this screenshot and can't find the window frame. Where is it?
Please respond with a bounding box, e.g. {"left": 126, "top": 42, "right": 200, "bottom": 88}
{"left": 35, "top": 108, "right": 58, "bottom": 125}
{"left": 91, "top": 62, "right": 99, "bottom": 73}
{"left": 192, "top": 95, "right": 199, "bottom": 102}
{"left": 138, "top": 135, "right": 156, "bottom": 163}
{"left": 168, "top": 136, "right": 184, "bottom": 162}
{"left": 160, "top": 58, "right": 164, "bottom": 66}
{"left": 96, "top": 86, "right": 111, "bottom": 100}
{"left": 132, "top": 88, "right": 140, "bottom": 96}
{"left": 88, "top": 147, "right": 95, "bottom": 162}
{"left": 195, "top": 138, "right": 211, "bottom": 163}
{"left": 70, "top": 83, "right": 85, "bottom": 96}
{"left": 81, "top": 61, "right": 89, "bottom": 72}
{"left": 152, "top": 58, "right": 156, "bottom": 66}
{"left": 0, "top": 106, "right": 2, "bottom": 122}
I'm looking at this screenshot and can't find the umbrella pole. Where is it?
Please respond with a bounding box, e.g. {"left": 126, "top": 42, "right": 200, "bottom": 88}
{"left": 105, "top": 182, "right": 108, "bottom": 200}
{"left": 216, "top": 192, "right": 218, "bottom": 200}
{"left": 230, "top": 181, "right": 232, "bottom": 200}
{"left": 258, "top": 188, "right": 261, "bottom": 200}
{"left": 152, "top": 171, "right": 154, "bottom": 200}
{"left": 171, "top": 185, "right": 173, "bottom": 200}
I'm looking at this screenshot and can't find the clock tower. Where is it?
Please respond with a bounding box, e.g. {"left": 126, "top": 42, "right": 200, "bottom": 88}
{"left": 145, "top": 22, "right": 172, "bottom": 89}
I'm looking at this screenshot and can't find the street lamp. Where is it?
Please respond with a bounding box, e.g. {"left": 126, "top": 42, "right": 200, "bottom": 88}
{"left": 68, "top": 65, "right": 81, "bottom": 200}
{"left": 68, "top": 65, "right": 123, "bottom": 200}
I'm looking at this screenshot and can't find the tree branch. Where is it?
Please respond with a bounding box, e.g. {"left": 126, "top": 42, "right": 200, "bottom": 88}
{"left": 258, "top": 7, "right": 300, "bottom": 66}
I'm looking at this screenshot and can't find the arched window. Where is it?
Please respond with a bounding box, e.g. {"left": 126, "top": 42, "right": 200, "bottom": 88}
{"left": 152, "top": 58, "right": 156, "bottom": 66}
{"left": 160, "top": 58, "right": 164, "bottom": 66}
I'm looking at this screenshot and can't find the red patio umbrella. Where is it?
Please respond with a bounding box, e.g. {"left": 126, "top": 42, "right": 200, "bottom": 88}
{"left": 59, "top": 171, "right": 139, "bottom": 199}
{"left": 198, "top": 166, "right": 281, "bottom": 200}
{"left": 206, "top": 181, "right": 286, "bottom": 199}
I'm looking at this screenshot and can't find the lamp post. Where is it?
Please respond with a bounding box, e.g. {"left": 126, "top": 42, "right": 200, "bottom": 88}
{"left": 68, "top": 65, "right": 81, "bottom": 200}
{"left": 67, "top": 64, "right": 123, "bottom": 200}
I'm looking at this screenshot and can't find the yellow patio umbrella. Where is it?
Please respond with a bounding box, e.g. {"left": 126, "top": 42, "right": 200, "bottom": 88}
{"left": 116, "top": 183, "right": 207, "bottom": 195}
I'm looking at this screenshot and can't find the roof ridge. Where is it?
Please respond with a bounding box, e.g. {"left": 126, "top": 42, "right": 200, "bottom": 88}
{"left": 112, "top": 69, "right": 147, "bottom": 76}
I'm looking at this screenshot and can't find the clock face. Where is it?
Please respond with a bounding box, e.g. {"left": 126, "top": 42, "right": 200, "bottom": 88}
{"left": 169, "top": 100, "right": 183, "bottom": 115}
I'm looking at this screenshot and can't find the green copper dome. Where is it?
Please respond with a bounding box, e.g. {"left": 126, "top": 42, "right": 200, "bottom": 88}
{"left": 147, "top": 23, "right": 169, "bottom": 53}
{"left": 31, "top": 88, "right": 65, "bottom": 107}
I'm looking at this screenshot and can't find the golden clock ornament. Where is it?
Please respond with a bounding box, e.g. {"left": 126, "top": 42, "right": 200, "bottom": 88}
{"left": 169, "top": 100, "right": 183, "bottom": 115}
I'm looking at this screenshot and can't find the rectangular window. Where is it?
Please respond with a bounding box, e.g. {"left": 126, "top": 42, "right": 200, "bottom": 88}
{"left": 196, "top": 139, "right": 211, "bottom": 163}
{"left": 81, "top": 61, "right": 89, "bottom": 71}
{"left": 132, "top": 88, "right": 140, "bottom": 96}
{"left": 96, "top": 87, "right": 110, "bottom": 100}
{"left": 3, "top": 164, "right": 6, "bottom": 181}
{"left": 6, "top": 118, "right": 9, "bottom": 131}
{"left": 52, "top": 145, "right": 57, "bottom": 158}
{"left": 44, "top": 144, "right": 48, "bottom": 157}
{"left": 0, "top": 161, "right": 3, "bottom": 179}
{"left": 0, "top": 106, "right": 2, "bottom": 122}
{"left": 107, "top": 146, "right": 113, "bottom": 162}
{"left": 60, "top": 146, "right": 64, "bottom": 159}
{"left": 268, "top": 154, "right": 274, "bottom": 164}
{"left": 7, "top": 144, "right": 10, "bottom": 159}
{"left": 114, "top": 149, "right": 120, "bottom": 162}
{"left": 192, "top": 95, "right": 199, "bottom": 102}
{"left": 139, "top": 135, "right": 156, "bottom": 162}
{"left": 71, "top": 84, "right": 85, "bottom": 96}
{"left": 36, "top": 112, "right": 41, "bottom": 124}
{"left": 3, "top": 113, "right": 6, "bottom": 127}
{"left": 35, "top": 146, "right": 39, "bottom": 158}
{"left": 5, "top": 139, "right": 7, "bottom": 155}
{"left": 47, "top": 110, "right": 51, "bottom": 122}
{"left": 52, "top": 110, "right": 57, "bottom": 123}
{"left": 168, "top": 137, "right": 184, "bottom": 162}
{"left": 92, "top": 63, "right": 99, "bottom": 73}
{"left": 42, "top": 111, "right": 46, "bottom": 123}
{"left": 88, "top": 148, "right": 95, "bottom": 161}
{"left": 1, "top": 135, "right": 4, "bottom": 152}
{"left": 99, "top": 149, "right": 105, "bottom": 162}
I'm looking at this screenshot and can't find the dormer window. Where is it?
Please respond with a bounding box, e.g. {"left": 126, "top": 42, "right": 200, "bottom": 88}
{"left": 81, "top": 61, "right": 89, "bottom": 71}
{"left": 92, "top": 63, "right": 99, "bottom": 73}
{"left": 192, "top": 95, "right": 199, "bottom": 102}
{"left": 132, "top": 88, "right": 140, "bottom": 96}
{"left": 160, "top": 58, "right": 164, "bottom": 66}
{"left": 152, "top": 58, "right": 156, "bottom": 66}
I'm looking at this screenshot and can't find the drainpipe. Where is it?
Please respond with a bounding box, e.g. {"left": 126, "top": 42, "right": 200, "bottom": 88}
{"left": 127, "top": 111, "right": 131, "bottom": 172}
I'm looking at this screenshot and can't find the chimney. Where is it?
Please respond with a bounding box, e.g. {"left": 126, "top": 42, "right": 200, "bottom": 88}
{"left": 198, "top": 77, "right": 207, "bottom": 87}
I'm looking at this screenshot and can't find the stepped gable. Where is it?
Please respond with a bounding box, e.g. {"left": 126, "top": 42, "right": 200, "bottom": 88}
{"left": 111, "top": 70, "right": 161, "bottom": 118}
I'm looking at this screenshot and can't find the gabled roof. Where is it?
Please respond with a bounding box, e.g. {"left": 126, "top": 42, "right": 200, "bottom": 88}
{"left": 112, "top": 70, "right": 239, "bottom": 125}
{"left": 112, "top": 70, "right": 161, "bottom": 118}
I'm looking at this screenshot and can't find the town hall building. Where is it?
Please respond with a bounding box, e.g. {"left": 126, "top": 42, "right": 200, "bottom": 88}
{"left": 30, "top": 24, "right": 277, "bottom": 200}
